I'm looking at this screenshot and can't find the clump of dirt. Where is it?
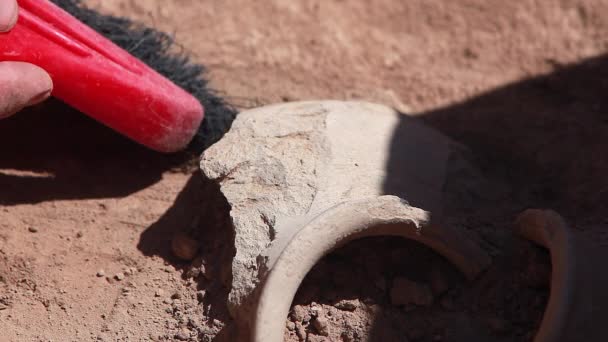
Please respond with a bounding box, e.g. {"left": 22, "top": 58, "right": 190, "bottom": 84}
{"left": 285, "top": 237, "right": 549, "bottom": 342}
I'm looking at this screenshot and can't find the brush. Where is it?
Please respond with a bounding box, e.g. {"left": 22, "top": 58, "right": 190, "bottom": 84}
{"left": 0, "top": 0, "right": 234, "bottom": 153}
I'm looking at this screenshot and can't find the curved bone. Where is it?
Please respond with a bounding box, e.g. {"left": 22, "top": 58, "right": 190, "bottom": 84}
{"left": 254, "top": 196, "right": 491, "bottom": 342}
{"left": 516, "top": 209, "right": 608, "bottom": 342}
{"left": 200, "top": 101, "right": 492, "bottom": 338}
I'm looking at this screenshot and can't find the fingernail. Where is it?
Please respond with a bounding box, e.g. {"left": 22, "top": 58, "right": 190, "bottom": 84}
{"left": 26, "top": 89, "right": 52, "bottom": 107}
{"left": 0, "top": 0, "right": 18, "bottom": 32}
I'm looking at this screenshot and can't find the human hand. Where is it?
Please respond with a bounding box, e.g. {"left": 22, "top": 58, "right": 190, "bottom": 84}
{"left": 0, "top": 0, "right": 52, "bottom": 119}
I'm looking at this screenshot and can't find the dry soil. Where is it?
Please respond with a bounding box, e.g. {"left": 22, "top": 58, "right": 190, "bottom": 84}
{"left": 1, "top": 0, "right": 608, "bottom": 341}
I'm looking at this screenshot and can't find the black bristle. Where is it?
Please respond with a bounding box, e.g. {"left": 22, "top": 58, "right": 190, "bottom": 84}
{"left": 50, "top": 0, "right": 237, "bottom": 153}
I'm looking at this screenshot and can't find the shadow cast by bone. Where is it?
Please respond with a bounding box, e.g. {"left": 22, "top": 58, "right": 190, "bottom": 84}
{"left": 137, "top": 172, "right": 236, "bottom": 338}
{"left": 415, "top": 54, "right": 608, "bottom": 219}
{"left": 0, "top": 99, "right": 191, "bottom": 206}
{"left": 373, "top": 53, "right": 608, "bottom": 341}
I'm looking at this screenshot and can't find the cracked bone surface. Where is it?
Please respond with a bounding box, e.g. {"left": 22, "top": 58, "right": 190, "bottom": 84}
{"left": 200, "top": 101, "right": 490, "bottom": 339}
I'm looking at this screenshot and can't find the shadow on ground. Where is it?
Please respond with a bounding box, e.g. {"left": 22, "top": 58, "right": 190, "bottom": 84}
{"left": 138, "top": 172, "right": 236, "bottom": 339}
{"left": 0, "top": 99, "right": 191, "bottom": 205}
{"left": 415, "top": 53, "right": 608, "bottom": 219}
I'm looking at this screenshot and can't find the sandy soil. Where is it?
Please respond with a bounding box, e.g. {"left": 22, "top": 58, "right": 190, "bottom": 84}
{"left": 1, "top": 0, "right": 608, "bottom": 341}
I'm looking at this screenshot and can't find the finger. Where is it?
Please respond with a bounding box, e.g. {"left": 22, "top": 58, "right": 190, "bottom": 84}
{"left": 0, "top": 62, "right": 53, "bottom": 119}
{"left": 0, "top": 0, "right": 18, "bottom": 32}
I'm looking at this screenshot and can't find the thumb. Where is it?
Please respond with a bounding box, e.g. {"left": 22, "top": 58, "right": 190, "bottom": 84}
{"left": 0, "top": 0, "right": 18, "bottom": 32}
{"left": 0, "top": 62, "right": 53, "bottom": 119}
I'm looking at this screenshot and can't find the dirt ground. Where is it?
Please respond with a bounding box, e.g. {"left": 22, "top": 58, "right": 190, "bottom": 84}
{"left": 1, "top": 0, "right": 608, "bottom": 341}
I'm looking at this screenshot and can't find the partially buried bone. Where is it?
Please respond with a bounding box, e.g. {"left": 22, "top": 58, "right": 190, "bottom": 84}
{"left": 200, "top": 100, "right": 491, "bottom": 340}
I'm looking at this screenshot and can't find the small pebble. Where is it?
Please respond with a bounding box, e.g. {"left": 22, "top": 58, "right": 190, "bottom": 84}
{"left": 163, "top": 298, "right": 172, "bottom": 304}
{"left": 171, "top": 233, "right": 199, "bottom": 261}
{"left": 312, "top": 315, "right": 330, "bottom": 336}
{"left": 171, "top": 292, "right": 181, "bottom": 299}
{"left": 155, "top": 289, "right": 164, "bottom": 297}
{"left": 291, "top": 305, "right": 311, "bottom": 323}
{"left": 295, "top": 322, "right": 307, "bottom": 341}
{"left": 28, "top": 227, "right": 38, "bottom": 233}
{"left": 114, "top": 273, "right": 125, "bottom": 281}
{"left": 76, "top": 231, "right": 83, "bottom": 238}
{"left": 286, "top": 321, "right": 296, "bottom": 331}
{"left": 174, "top": 329, "right": 190, "bottom": 341}
{"left": 334, "top": 299, "right": 359, "bottom": 311}
{"left": 96, "top": 270, "right": 105, "bottom": 277}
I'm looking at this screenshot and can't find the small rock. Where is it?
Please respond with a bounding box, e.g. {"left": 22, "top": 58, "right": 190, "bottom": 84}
{"left": 334, "top": 299, "right": 359, "bottom": 311}
{"left": 312, "top": 315, "right": 330, "bottom": 336}
{"left": 114, "top": 273, "right": 125, "bottom": 281}
{"left": 291, "top": 305, "right": 311, "bottom": 323}
{"left": 28, "top": 227, "right": 38, "bottom": 233}
{"left": 174, "top": 328, "right": 190, "bottom": 341}
{"left": 286, "top": 321, "right": 296, "bottom": 331}
{"left": 486, "top": 317, "right": 511, "bottom": 335}
{"left": 171, "top": 233, "right": 199, "bottom": 261}
{"left": 163, "top": 298, "right": 172, "bottom": 304}
{"left": 96, "top": 270, "right": 105, "bottom": 277}
{"left": 171, "top": 292, "right": 181, "bottom": 300}
{"left": 155, "top": 289, "right": 164, "bottom": 297}
{"left": 390, "top": 277, "right": 434, "bottom": 307}
{"left": 187, "top": 257, "right": 207, "bottom": 279}
{"left": 76, "top": 231, "right": 83, "bottom": 238}
{"left": 295, "top": 322, "right": 307, "bottom": 341}
{"left": 185, "top": 267, "right": 201, "bottom": 279}
{"left": 196, "top": 291, "right": 206, "bottom": 302}
{"left": 212, "top": 319, "right": 223, "bottom": 328}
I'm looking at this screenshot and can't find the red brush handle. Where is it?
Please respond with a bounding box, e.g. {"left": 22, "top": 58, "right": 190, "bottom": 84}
{"left": 0, "top": 0, "right": 204, "bottom": 152}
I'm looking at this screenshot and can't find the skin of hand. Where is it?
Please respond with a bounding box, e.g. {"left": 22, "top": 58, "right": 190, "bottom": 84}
{"left": 0, "top": 0, "right": 53, "bottom": 119}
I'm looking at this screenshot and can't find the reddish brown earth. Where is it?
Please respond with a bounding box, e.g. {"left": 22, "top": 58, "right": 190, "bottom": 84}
{"left": 1, "top": 0, "right": 608, "bottom": 341}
